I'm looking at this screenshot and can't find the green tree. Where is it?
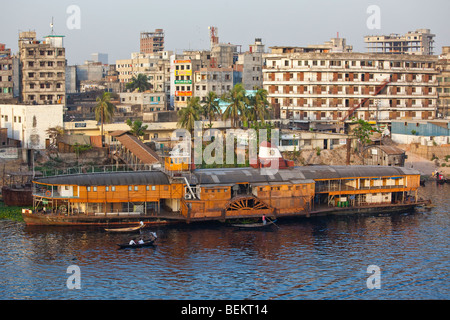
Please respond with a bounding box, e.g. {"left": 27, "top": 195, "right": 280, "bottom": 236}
{"left": 95, "top": 92, "right": 116, "bottom": 147}
{"left": 350, "top": 118, "right": 380, "bottom": 151}
{"left": 177, "top": 97, "right": 201, "bottom": 136}
{"left": 202, "top": 91, "right": 221, "bottom": 128}
{"left": 222, "top": 83, "right": 248, "bottom": 128}
{"left": 126, "top": 74, "right": 152, "bottom": 92}
{"left": 248, "top": 88, "right": 270, "bottom": 125}
{"left": 126, "top": 119, "right": 148, "bottom": 140}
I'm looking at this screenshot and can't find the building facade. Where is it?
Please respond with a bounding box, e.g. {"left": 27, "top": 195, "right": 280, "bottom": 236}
{"left": 262, "top": 50, "right": 438, "bottom": 123}
{"left": 116, "top": 51, "right": 172, "bottom": 96}
{"left": 194, "top": 67, "right": 233, "bottom": 102}
{"left": 0, "top": 104, "right": 64, "bottom": 149}
{"left": 119, "top": 91, "right": 166, "bottom": 112}
{"left": 18, "top": 31, "right": 66, "bottom": 105}
{"left": 0, "top": 43, "right": 14, "bottom": 101}
{"left": 437, "top": 47, "right": 450, "bottom": 118}
{"left": 237, "top": 38, "right": 265, "bottom": 90}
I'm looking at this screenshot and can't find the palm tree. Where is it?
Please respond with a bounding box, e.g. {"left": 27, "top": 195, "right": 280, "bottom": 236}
{"left": 126, "top": 74, "right": 152, "bottom": 92}
{"left": 202, "top": 91, "right": 221, "bottom": 128}
{"left": 222, "top": 83, "right": 248, "bottom": 128}
{"left": 177, "top": 97, "right": 201, "bottom": 137}
{"left": 95, "top": 92, "right": 116, "bottom": 147}
{"left": 249, "top": 88, "right": 270, "bottom": 124}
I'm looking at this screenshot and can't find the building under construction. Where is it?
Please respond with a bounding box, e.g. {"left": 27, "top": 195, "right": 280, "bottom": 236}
{"left": 364, "top": 29, "right": 435, "bottom": 55}
{"left": 140, "top": 29, "right": 165, "bottom": 54}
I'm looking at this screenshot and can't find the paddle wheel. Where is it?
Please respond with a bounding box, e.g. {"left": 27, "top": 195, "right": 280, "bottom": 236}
{"left": 224, "top": 195, "right": 273, "bottom": 217}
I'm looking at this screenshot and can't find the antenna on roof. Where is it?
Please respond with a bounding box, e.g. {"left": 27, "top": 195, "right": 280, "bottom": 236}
{"left": 50, "top": 17, "right": 54, "bottom": 35}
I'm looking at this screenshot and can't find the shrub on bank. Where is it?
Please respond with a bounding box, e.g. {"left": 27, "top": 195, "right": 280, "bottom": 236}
{"left": 0, "top": 202, "right": 25, "bottom": 222}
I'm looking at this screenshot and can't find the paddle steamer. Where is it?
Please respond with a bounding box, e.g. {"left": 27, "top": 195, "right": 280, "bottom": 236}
{"left": 22, "top": 160, "right": 426, "bottom": 226}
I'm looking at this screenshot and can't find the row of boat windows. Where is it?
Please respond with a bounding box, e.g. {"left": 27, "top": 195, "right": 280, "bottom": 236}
{"left": 86, "top": 185, "right": 168, "bottom": 192}
{"left": 203, "top": 185, "right": 308, "bottom": 193}
{"left": 260, "top": 185, "right": 308, "bottom": 191}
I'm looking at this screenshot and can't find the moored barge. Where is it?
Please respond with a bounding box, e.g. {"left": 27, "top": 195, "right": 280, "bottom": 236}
{"left": 22, "top": 164, "right": 428, "bottom": 226}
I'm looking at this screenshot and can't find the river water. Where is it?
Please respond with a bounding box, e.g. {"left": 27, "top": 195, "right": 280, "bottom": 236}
{"left": 0, "top": 183, "right": 448, "bottom": 301}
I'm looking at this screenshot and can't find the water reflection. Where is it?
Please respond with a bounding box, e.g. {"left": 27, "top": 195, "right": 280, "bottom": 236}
{"left": 0, "top": 183, "right": 448, "bottom": 300}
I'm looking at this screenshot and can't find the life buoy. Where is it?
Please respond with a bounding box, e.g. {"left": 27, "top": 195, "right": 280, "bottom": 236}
{"left": 45, "top": 190, "right": 52, "bottom": 197}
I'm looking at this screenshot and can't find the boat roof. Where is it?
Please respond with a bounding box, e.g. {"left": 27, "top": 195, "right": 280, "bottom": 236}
{"left": 188, "top": 165, "right": 420, "bottom": 185}
{"left": 33, "top": 171, "right": 170, "bottom": 186}
{"left": 32, "top": 165, "right": 420, "bottom": 187}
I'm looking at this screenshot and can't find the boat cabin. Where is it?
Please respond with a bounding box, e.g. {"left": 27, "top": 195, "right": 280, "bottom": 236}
{"left": 32, "top": 171, "right": 184, "bottom": 216}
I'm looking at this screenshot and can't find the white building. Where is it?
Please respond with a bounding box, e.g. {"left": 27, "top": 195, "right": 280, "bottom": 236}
{"left": 0, "top": 104, "right": 63, "bottom": 149}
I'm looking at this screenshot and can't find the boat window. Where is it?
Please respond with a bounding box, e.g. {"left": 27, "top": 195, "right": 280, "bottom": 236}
{"left": 134, "top": 186, "right": 138, "bottom": 191}
{"left": 128, "top": 186, "right": 132, "bottom": 191}
{"left": 106, "top": 186, "right": 109, "bottom": 191}
{"left": 112, "top": 186, "right": 116, "bottom": 191}
{"left": 93, "top": 186, "right": 97, "bottom": 192}
{"left": 87, "top": 186, "right": 91, "bottom": 192}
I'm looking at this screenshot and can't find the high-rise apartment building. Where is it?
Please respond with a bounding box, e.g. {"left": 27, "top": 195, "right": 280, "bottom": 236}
{"left": 263, "top": 49, "right": 438, "bottom": 124}
{"left": 140, "top": 29, "right": 165, "bottom": 54}
{"left": 364, "top": 29, "right": 435, "bottom": 55}
{"left": 18, "top": 31, "right": 66, "bottom": 105}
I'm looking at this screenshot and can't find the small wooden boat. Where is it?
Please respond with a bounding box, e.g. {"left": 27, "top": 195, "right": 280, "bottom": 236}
{"left": 117, "top": 238, "right": 156, "bottom": 249}
{"left": 231, "top": 219, "right": 278, "bottom": 229}
{"left": 105, "top": 223, "right": 144, "bottom": 233}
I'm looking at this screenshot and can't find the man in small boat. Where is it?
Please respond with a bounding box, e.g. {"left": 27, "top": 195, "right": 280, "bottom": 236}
{"left": 129, "top": 239, "right": 136, "bottom": 245}
{"left": 138, "top": 238, "right": 145, "bottom": 244}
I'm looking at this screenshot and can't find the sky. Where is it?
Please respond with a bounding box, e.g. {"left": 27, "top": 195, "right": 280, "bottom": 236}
{"left": 1, "top": 0, "right": 449, "bottom": 65}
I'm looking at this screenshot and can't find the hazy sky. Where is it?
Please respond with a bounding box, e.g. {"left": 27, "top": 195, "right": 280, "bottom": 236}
{"left": 1, "top": 0, "right": 449, "bottom": 65}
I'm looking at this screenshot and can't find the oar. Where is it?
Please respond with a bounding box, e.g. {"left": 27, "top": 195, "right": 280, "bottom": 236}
{"left": 267, "top": 217, "right": 280, "bottom": 229}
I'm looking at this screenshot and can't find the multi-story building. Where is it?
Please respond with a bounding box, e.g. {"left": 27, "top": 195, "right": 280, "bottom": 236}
{"left": 364, "top": 29, "right": 435, "bottom": 55}
{"left": 437, "top": 47, "right": 450, "bottom": 118}
{"left": 263, "top": 49, "right": 439, "bottom": 124}
{"left": 194, "top": 67, "right": 234, "bottom": 101}
{"left": 0, "top": 43, "right": 14, "bottom": 101}
{"left": 171, "top": 58, "right": 194, "bottom": 110}
{"left": 170, "top": 51, "right": 210, "bottom": 110}
{"left": 237, "top": 38, "right": 265, "bottom": 90}
{"left": 18, "top": 31, "right": 66, "bottom": 105}
{"left": 116, "top": 51, "right": 172, "bottom": 92}
{"left": 140, "top": 29, "right": 164, "bottom": 54}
